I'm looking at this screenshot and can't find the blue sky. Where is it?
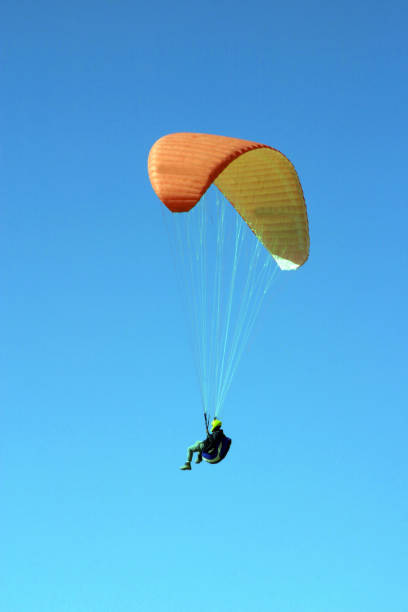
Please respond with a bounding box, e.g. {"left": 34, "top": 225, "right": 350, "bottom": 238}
{"left": 1, "top": 1, "right": 407, "bottom": 611}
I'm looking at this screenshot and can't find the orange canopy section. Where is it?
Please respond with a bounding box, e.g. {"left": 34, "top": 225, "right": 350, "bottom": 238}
{"left": 148, "top": 132, "right": 309, "bottom": 269}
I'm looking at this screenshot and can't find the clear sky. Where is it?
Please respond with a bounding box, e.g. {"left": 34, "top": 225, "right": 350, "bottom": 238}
{"left": 1, "top": 1, "right": 407, "bottom": 611}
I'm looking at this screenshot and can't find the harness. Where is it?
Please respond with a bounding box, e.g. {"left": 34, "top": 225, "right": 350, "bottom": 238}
{"left": 202, "top": 412, "right": 232, "bottom": 464}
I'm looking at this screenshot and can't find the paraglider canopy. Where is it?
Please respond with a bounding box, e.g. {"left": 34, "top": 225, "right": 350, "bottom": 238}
{"left": 148, "top": 132, "right": 309, "bottom": 270}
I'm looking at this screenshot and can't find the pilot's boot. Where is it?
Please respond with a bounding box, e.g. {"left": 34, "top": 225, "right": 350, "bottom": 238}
{"left": 180, "top": 461, "right": 191, "bottom": 470}
{"left": 195, "top": 455, "right": 202, "bottom": 464}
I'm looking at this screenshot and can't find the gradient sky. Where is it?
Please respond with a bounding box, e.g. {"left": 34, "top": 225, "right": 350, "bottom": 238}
{"left": 1, "top": 1, "right": 407, "bottom": 611}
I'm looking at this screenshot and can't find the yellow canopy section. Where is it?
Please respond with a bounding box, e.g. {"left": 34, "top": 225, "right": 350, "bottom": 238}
{"left": 214, "top": 148, "right": 309, "bottom": 270}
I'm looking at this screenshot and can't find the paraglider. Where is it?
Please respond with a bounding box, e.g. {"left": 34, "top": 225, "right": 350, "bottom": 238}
{"left": 148, "top": 132, "right": 309, "bottom": 468}
{"left": 179, "top": 419, "right": 231, "bottom": 471}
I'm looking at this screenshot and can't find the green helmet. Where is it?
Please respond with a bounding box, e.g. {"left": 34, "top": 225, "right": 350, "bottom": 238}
{"left": 211, "top": 419, "right": 222, "bottom": 432}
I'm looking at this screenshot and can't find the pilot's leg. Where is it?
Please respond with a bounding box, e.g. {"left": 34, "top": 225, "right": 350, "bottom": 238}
{"left": 187, "top": 440, "right": 203, "bottom": 462}
{"left": 180, "top": 441, "right": 203, "bottom": 470}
